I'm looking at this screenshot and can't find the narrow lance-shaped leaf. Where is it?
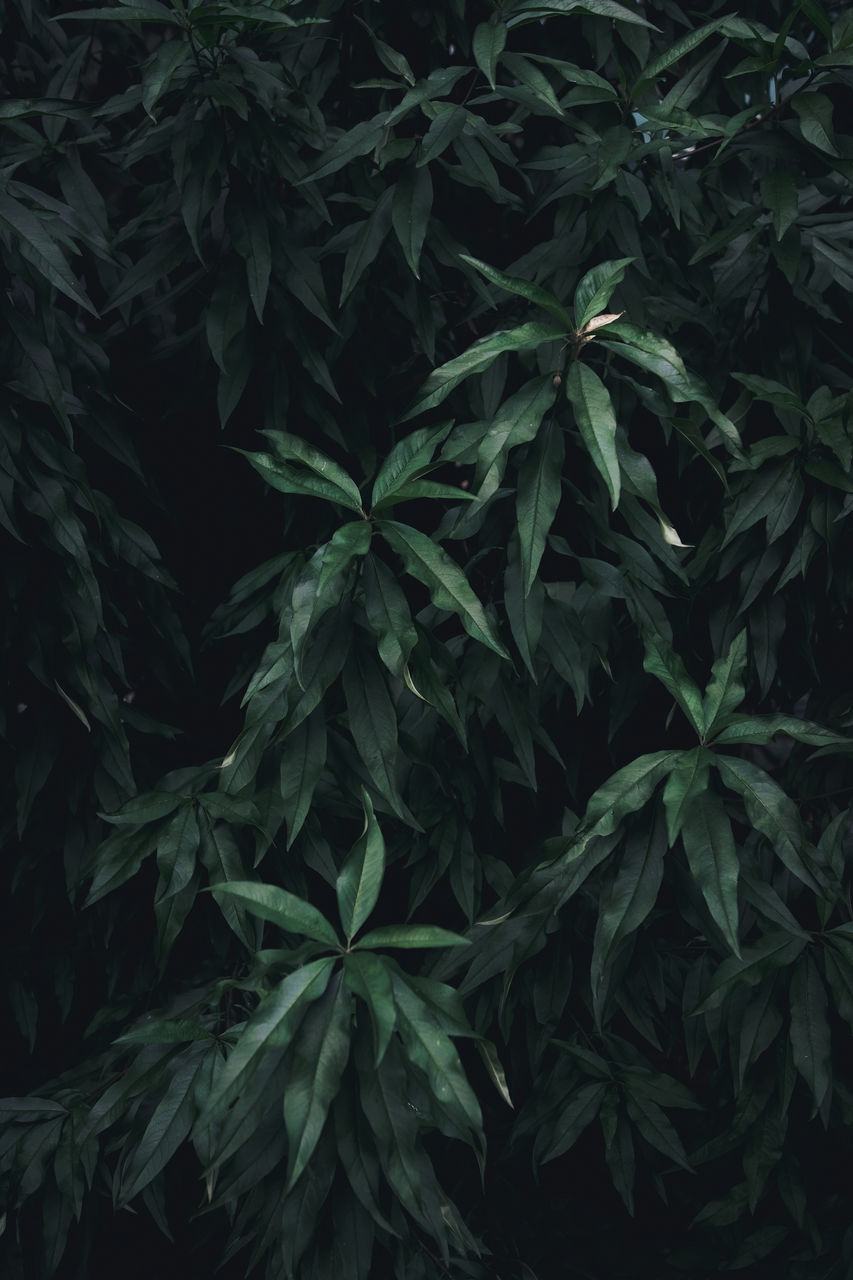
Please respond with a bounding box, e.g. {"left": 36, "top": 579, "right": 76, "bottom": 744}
{"left": 392, "top": 162, "right": 432, "bottom": 279}
{"left": 662, "top": 747, "right": 711, "bottom": 844}
{"left": 516, "top": 419, "right": 564, "bottom": 595}
{"left": 573, "top": 257, "right": 634, "bottom": 330}
{"left": 681, "top": 788, "right": 741, "bottom": 956}
{"left": 371, "top": 421, "right": 453, "bottom": 511}
{"left": 590, "top": 809, "right": 667, "bottom": 1025}
{"left": 299, "top": 115, "right": 389, "bottom": 184}
{"left": 118, "top": 1052, "right": 203, "bottom": 1205}
{"left": 340, "top": 187, "right": 393, "bottom": 305}
{"left": 712, "top": 715, "right": 849, "bottom": 749}
{"left": 198, "top": 958, "right": 335, "bottom": 1132}
{"left": 695, "top": 932, "right": 808, "bottom": 1014}
{"left": 401, "top": 321, "right": 566, "bottom": 421}
{"left": 354, "top": 924, "right": 471, "bottom": 950}
{"left": 281, "top": 711, "right": 328, "bottom": 850}
{"left": 261, "top": 431, "right": 364, "bottom": 512}
{"left": 702, "top": 630, "right": 747, "bottom": 737}
{"left": 342, "top": 645, "right": 417, "bottom": 827}
{"left": 343, "top": 951, "right": 396, "bottom": 1067}
{"left": 714, "top": 755, "right": 818, "bottom": 891}
{"left": 539, "top": 1082, "right": 607, "bottom": 1164}
{"left": 209, "top": 882, "right": 340, "bottom": 948}
{"left": 642, "top": 632, "right": 705, "bottom": 737}
{"left": 565, "top": 360, "right": 620, "bottom": 509}
{"left": 361, "top": 553, "right": 418, "bottom": 680}
{"left": 284, "top": 971, "right": 352, "bottom": 1188}
{"left": 337, "top": 789, "right": 386, "bottom": 944}
{"left": 459, "top": 253, "right": 573, "bottom": 328}
{"left": 290, "top": 521, "right": 372, "bottom": 686}
{"left": 789, "top": 953, "right": 832, "bottom": 1112}
{"left": 379, "top": 519, "right": 509, "bottom": 658}
{"left": 472, "top": 20, "right": 507, "bottom": 90}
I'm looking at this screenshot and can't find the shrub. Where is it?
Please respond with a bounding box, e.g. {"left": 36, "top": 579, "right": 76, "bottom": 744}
{"left": 2, "top": 1, "right": 853, "bottom": 1277}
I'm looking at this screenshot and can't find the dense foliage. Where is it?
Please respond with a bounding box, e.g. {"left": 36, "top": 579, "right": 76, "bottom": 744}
{"left": 2, "top": 0, "right": 853, "bottom": 1276}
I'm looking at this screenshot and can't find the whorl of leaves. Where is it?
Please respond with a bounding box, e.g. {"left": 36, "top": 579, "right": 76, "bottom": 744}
{"left": 2, "top": 1, "right": 853, "bottom": 1278}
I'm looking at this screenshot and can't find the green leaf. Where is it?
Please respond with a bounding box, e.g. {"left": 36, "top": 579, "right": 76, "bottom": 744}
{"left": 459, "top": 254, "right": 573, "bottom": 328}
{"left": 788, "top": 953, "right": 831, "bottom": 1111}
{"left": 98, "top": 791, "right": 184, "bottom": 826}
{"left": 354, "top": 925, "right": 471, "bottom": 950}
{"left": 284, "top": 971, "right": 352, "bottom": 1188}
{"left": 301, "top": 116, "right": 389, "bottom": 184}
{"left": 504, "top": 531, "right": 544, "bottom": 681}
{"left": 228, "top": 197, "right": 271, "bottom": 324}
{"left": 0, "top": 193, "right": 98, "bottom": 312}
{"left": 371, "top": 421, "right": 453, "bottom": 510}
{"left": 509, "top": 0, "right": 658, "bottom": 29}
{"left": 662, "top": 747, "right": 711, "bottom": 844}
{"left": 582, "top": 750, "right": 683, "bottom": 842}
{"left": 342, "top": 645, "right": 416, "bottom": 826}
{"left": 760, "top": 171, "right": 799, "bottom": 242}
{"left": 681, "top": 788, "right": 741, "bottom": 956}
{"left": 516, "top": 419, "right": 564, "bottom": 595}
{"left": 343, "top": 951, "right": 396, "bottom": 1066}
{"left": 361, "top": 553, "right": 418, "bottom": 681}
{"left": 118, "top": 1053, "right": 202, "bottom": 1204}
{"left": 472, "top": 21, "right": 507, "bottom": 90}
{"left": 792, "top": 92, "right": 838, "bottom": 156}
{"left": 53, "top": 1, "right": 181, "bottom": 20}
{"left": 712, "top": 715, "right": 848, "bottom": 749}
{"left": 417, "top": 105, "right": 468, "bottom": 166}
{"left": 565, "top": 361, "right": 620, "bottom": 509}
{"left": 702, "top": 630, "right": 747, "bottom": 737}
{"left": 199, "top": 958, "right": 335, "bottom": 1133}
{"left": 401, "top": 321, "right": 565, "bottom": 420}
{"left": 590, "top": 809, "right": 667, "bottom": 1025}
{"left": 714, "top": 755, "right": 819, "bottom": 891}
{"left": 290, "top": 522, "right": 371, "bottom": 685}
{"left": 695, "top": 932, "right": 808, "bottom": 1014}
{"left": 379, "top": 519, "right": 509, "bottom": 658}
{"left": 260, "top": 431, "right": 364, "bottom": 512}
{"left": 280, "top": 711, "right": 328, "bottom": 850}
{"left": 539, "top": 1082, "right": 607, "bottom": 1163}
{"left": 391, "top": 162, "right": 432, "bottom": 279}
{"left": 624, "top": 1090, "right": 692, "bottom": 1171}
{"left": 632, "top": 18, "right": 728, "bottom": 92}
{"left": 390, "top": 971, "right": 482, "bottom": 1137}
{"left": 340, "top": 187, "right": 394, "bottom": 304}
{"left": 209, "top": 882, "right": 340, "bottom": 948}
{"left": 573, "top": 258, "right": 634, "bottom": 330}
{"left": 141, "top": 38, "right": 190, "bottom": 120}
{"left": 641, "top": 632, "right": 705, "bottom": 737}
{"left": 337, "top": 790, "right": 386, "bottom": 944}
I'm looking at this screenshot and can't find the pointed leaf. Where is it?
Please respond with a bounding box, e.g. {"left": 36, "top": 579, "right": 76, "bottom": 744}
{"left": 371, "top": 421, "right": 453, "bottom": 510}
{"left": 281, "top": 710, "right": 327, "bottom": 849}
{"left": 565, "top": 360, "right": 620, "bottom": 508}
{"left": 472, "top": 20, "right": 507, "bottom": 89}
{"left": 361, "top": 553, "right": 418, "bottom": 681}
{"left": 401, "top": 321, "right": 565, "bottom": 420}
{"left": 681, "top": 788, "right": 741, "bottom": 955}
{"left": 642, "top": 632, "right": 705, "bottom": 736}
{"left": 573, "top": 257, "right": 634, "bottom": 330}
{"left": 703, "top": 630, "right": 747, "bottom": 736}
{"left": 301, "top": 116, "right": 388, "bottom": 184}
{"left": 789, "top": 953, "right": 831, "bottom": 1111}
{"left": 200, "top": 958, "right": 334, "bottom": 1128}
{"left": 284, "top": 972, "right": 352, "bottom": 1188}
{"left": 379, "top": 519, "right": 508, "bottom": 658}
{"left": 119, "top": 1054, "right": 202, "bottom": 1204}
{"left": 662, "top": 747, "right": 711, "bottom": 845}
{"left": 343, "top": 951, "right": 396, "bottom": 1066}
{"left": 209, "top": 882, "right": 340, "bottom": 948}
{"left": 624, "top": 1091, "right": 691, "bottom": 1171}
{"left": 392, "top": 163, "right": 432, "bottom": 279}
{"left": 337, "top": 790, "right": 386, "bottom": 943}
{"left": 712, "top": 715, "right": 849, "bottom": 749}
{"left": 459, "top": 254, "right": 572, "bottom": 328}
{"left": 390, "top": 971, "right": 482, "bottom": 1135}
{"left": 261, "top": 431, "right": 363, "bottom": 512}
{"left": 342, "top": 646, "right": 416, "bottom": 826}
{"left": 539, "top": 1082, "right": 607, "bottom": 1164}
{"left": 340, "top": 187, "right": 393, "bottom": 305}
{"left": 354, "top": 925, "right": 471, "bottom": 950}
{"left": 516, "top": 419, "right": 564, "bottom": 595}
{"left": 714, "top": 755, "right": 818, "bottom": 890}
{"left": 695, "top": 932, "right": 807, "bottom": 1014}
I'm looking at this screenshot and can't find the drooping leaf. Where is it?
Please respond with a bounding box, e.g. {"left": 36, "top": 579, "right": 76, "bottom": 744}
{"left": 680, "top": 788, "right": 741, "bottom": 956}
{"left": 379, "top": 519, "right": 509, "bottom": 658}
{"left": 284, "top": 971, "right": 352, "bottom": 1188}
{"left": 515, "top": 419, "right": 564, "bottom": 595}
{"left": 573, "top": 257, "right": 634, "bottom": 331}
{"left": 564, "top": 360, "right": 620, "bottom": 509}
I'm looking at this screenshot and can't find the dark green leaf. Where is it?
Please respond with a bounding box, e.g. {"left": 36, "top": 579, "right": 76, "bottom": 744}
{"left": 209, "top": 882, "right": 340, "bottom": 948}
